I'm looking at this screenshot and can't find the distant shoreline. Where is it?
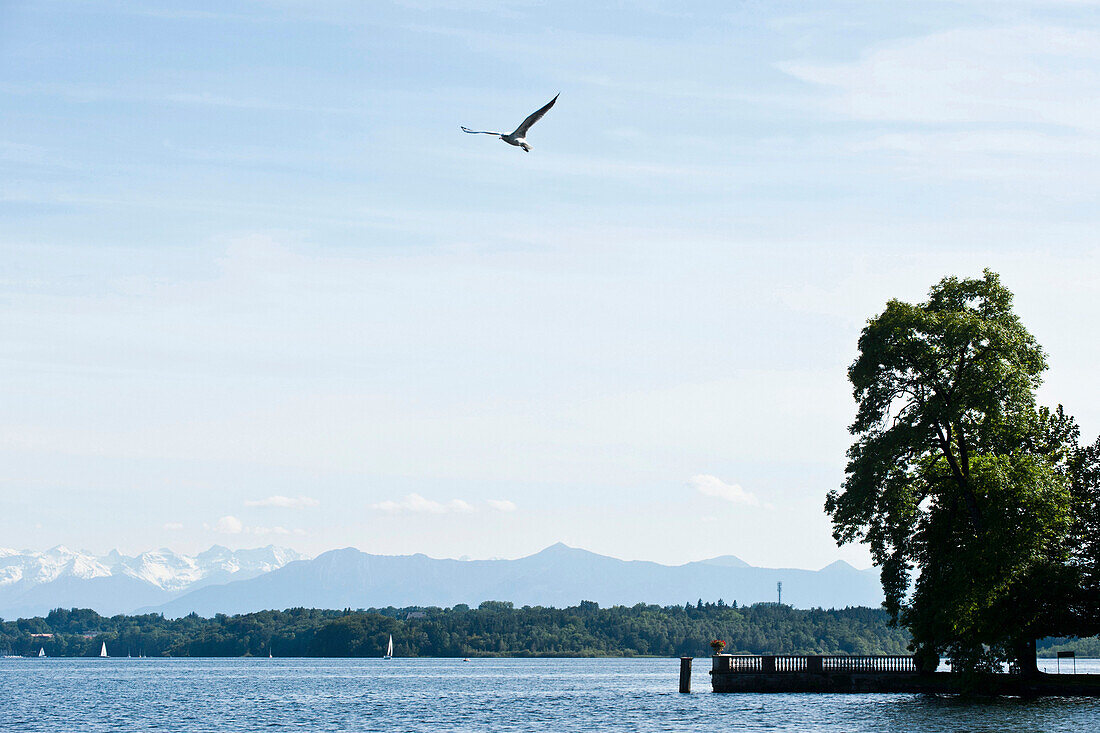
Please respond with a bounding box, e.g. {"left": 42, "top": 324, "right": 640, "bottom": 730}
{"left": 6, "top": 604, "right": 1096, "bottom": 659}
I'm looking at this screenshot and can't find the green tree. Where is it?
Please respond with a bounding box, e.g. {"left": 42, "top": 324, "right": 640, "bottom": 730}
{"left": 1065, "top": 432, "right": 1100, "bottom": 636}
{"left": 1, "top": 603, "right": 915, "bottom": 658}
{"left": 826, "top": 270, "right": 1094, "bottom": 676}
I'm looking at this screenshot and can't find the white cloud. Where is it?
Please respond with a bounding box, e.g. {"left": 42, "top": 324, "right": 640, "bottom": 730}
{"left": 845, "top": 129, "right": 1100, "bottom": 189}
{"left": 370, "top": 493, "right": 475, "bottom": 514}
{"left": 248, "top": 525, "right": 290, "bottom": 535}
{"left": 487, "top": 499, "right": 517, "bottom": 512}
{"left": 781, "top": 25, "right": 1100, "bottom": 132}
{"left": 244, "top": 495, "right": 320, "bottom": 508}
{"left": 204, "top": 516, "right": 304, "bottom": 535}
{"left": 213, "top": 515, "right": 243, "bottom": 534}
{"left": 163, "top": 522, "right": 184, "bottom": 530}
{"left": 690, "top": 474, "right": 760, "bottom": 506}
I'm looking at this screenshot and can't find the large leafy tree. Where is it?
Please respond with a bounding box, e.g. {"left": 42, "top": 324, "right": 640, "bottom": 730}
{"left": 826, "top": 270, "right": 1097, "bottom": 675}
{"left": 1066, "top": 433, "right": 1100, "bottom": 634}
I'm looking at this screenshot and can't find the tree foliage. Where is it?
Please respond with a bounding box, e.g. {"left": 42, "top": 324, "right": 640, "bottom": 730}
{"left": 827, "top": 270, "right": 1099, "bottom": 673}
{"left": 0, "top": 603, "right": 911, "bottom": 658}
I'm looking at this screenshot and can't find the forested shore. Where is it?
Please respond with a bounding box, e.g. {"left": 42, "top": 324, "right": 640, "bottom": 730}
{"left": 4, "top": 598, "right": 1095, "bottom": 655}
{"left": 5, "top": 601, "right": 1094, "bottom": 659}
{"left": 2, "top": 601, "right": 915, "bottom": 658}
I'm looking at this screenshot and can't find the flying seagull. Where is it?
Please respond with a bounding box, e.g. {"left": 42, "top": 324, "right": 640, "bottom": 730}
{"left": 461, "top": 93, "right": 559, "bottom": 152}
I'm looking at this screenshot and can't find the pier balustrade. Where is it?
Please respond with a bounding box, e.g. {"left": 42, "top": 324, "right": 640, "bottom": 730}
{"left": 717, "top": 655, "right": 764, "bottom": 673}
{"left": 712, "top": 654, "right": 916, "bottom": 674}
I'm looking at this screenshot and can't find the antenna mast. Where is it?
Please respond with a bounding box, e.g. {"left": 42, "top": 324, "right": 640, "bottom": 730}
{"left": 777, "top": 581, "right": 782, "bottom": 605}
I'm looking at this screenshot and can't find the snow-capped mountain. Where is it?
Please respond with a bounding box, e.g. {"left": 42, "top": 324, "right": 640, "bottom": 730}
{"left": 102, "top": 545, "right": 305, "bottom": 591}
{"left": 0, "top": 545, "right": 113, "bottom": 588}
{"left": 1, "top": 543, "right": 884, "bottom": 620}
{"left": 0, "top": 545, "right": 307, "bottom": 619}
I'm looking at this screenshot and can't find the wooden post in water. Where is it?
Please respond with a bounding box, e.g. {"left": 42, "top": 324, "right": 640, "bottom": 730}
{"left": 679, "top": 657, "right": 692, "bottom": 693}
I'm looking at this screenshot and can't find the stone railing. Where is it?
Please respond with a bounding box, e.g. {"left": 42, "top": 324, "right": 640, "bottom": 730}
{"left": 712, "top": 654, "right": 916, "bottom": 674}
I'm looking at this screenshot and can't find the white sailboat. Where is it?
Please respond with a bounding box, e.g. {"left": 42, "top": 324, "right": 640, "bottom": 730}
{"left": 99, "top": 642, "right": 107, "bottom": 658}
{"left": 38, "top": 647, "right": 45, "bottom": 657}
{"left": 384, "top": 635, "right": 393, "bottom": 660}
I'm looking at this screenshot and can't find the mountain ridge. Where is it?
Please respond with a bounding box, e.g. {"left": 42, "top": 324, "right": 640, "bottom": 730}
{"left": 0, "top": 545, "right": 308, "bottom": 619}
{"left": 2, "top": 543, "right": 882, "bottom": 620}
{"left": 146, "top": 543, "right": 883, "bottom": 618}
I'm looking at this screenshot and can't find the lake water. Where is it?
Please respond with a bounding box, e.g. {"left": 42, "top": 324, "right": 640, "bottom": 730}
{"left": 1, "top": 657, "right": 1098, "bottom": 732}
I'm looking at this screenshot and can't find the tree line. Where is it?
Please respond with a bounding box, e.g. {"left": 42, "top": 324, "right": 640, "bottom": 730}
{"left": 1, "top": 602, "right": 915, "bottom": 658}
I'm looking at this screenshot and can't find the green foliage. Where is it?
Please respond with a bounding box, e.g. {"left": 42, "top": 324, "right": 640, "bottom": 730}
{"left": 827, "top": 270, "right": 1099, "bottom": 674}
{"left": 1038, "top": 636, "right": 1100, "bottom": 658}
{"left": 1067, "top": 435, "right": 1100, "bottom": 632}
{"left": 0, "top": 602, "right": 911, "bottom": 658}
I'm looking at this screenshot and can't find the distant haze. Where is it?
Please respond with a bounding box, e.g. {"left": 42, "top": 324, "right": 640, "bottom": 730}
{"left": 1, "top": 2, "right": 1097, "bottom": 569}
{"left": 0, "top": 543, "right": 881, "bottom": 619}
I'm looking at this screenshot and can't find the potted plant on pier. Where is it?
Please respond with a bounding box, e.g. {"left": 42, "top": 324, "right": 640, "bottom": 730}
{"left": 710, "top": 639, "right": 726, "bottom": 654}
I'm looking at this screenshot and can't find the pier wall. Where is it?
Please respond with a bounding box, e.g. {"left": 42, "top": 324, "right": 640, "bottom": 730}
{"left": 708, "top": 655, "right": 1100, "bottom": 696}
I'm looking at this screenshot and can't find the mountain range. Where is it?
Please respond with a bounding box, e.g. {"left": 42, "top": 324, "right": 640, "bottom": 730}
{"left": 0, "top": 545, "right": 306, "bottom": 619}
{"left": 0, "top": 542, "right": 884, "bottom": 619}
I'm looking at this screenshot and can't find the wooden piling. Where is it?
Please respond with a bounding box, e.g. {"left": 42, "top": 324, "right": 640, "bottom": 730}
{"left": 679, "top": 656, "right": 692, "bottom": 693}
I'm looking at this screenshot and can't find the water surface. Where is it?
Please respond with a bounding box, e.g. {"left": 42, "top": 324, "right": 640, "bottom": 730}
{"left": 1, "top": 657, "right": 1097, "bottom": 732}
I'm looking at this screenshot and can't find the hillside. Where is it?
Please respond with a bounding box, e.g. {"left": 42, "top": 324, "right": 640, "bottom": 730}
{"left": 148, "top": 543, "right": 882, "bottom": 617}
{"left": 0, "top": 602, "right": 909, "bottom": 658}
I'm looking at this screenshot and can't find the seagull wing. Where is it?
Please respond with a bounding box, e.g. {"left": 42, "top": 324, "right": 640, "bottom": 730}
{"left": 461, "top": 127, "right": 503, "bottom": 135}
{"left": 510, "top": 93, "right": 558, "bottom": 138}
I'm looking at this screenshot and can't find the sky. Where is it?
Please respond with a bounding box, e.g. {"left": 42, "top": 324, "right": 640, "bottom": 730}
{"left": 1, "top": 0, "right": 1098, "bottom": 569}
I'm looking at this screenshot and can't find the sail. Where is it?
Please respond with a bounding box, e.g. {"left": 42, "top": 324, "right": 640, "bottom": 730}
{"left": 39, "top": 647, "right": 45, "bottom": 657}
{"left": 100, "top": 642, "right": 107, "bottom": 658}
{"left": 385, "top": 635, "right": 394, "bottom": 658}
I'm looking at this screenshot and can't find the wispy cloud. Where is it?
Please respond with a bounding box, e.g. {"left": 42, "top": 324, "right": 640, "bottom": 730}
{"left": 690, "top": 475, "right": 760, "bottom": 506}
{"left": 244, "top": 495, "right": 320, "bottom": 509}
{"left": 212, "top": 515, "right": 243, "bottom": 534}
{"left": 487, "top": 499, "right": 518, "bottom": 512}
{"left": 780, "top": 25, "right": 1100, "bottom": 132}
{"left": 205, "top": 515, "right": 304, "bottom": 535}
{"left": 370, "top": 493, "right": 476, "bottom": 514}
{"left": 163, "top": 522, "right": 184, "bottom": 531}
{"left": 249, "top": 525, "right": 304, "bottom": 536}
{"left": 0, "top": 82, "right": 353, "bottom": 114}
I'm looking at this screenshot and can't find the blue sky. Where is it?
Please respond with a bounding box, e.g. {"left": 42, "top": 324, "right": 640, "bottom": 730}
{"left": 2, "top": 1, "right": 1098, "bottom": 568}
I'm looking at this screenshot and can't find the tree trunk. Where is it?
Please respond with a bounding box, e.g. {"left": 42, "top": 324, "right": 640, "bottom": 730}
{"left": 1015, "top": 637, "right": 1039, "bottom": 677}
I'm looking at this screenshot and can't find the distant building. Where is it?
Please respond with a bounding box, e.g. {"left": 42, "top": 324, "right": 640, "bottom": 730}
{"left": 30, "top": 633, "right": 53, "bottom": 639}
{"left": 405, "top": 612, "right": 427, "bottom": 620}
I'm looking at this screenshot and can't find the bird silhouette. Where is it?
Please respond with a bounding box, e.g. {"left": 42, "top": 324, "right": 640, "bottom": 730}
{"left": 461, "top": 93, "right": 559, "bottom": 152}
